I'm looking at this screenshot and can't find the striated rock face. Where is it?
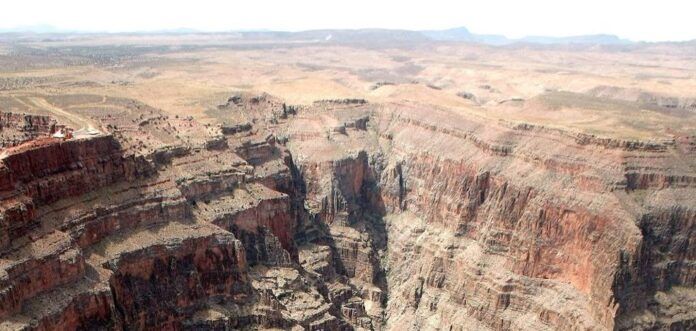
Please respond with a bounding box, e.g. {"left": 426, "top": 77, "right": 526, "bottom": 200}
{"left": 199, "top": 184, "right": 296, "bottom": 266}
{"left": 0, "top": 231, "right": 85, "bottom": 319}
{"left": 0, "top": 87, "right": 694, "bottom": 331}
{"left": 587, "top": 85, "right": 696, "bottom": 111}
{"left": 0, "top": 108, "right": 283, "bottom": 329}
{"left": 0, "top": 112, "right": 60, "bottom": 148}
{"left": 0, "top": 135, "right": 141, "bottom": 203}
{"left": 370, "top": 104, "right": 695, "bottom": 330}
{"left": 101, "top": 222, "right": 250, "bottom": 329}
{"left": 277, "top": 99, "right": 695, "bottom": 331}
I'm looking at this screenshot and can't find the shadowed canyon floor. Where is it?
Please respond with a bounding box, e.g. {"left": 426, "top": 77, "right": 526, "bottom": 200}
{"left": 0, "top": 33, "right": 694, "bottom": 330}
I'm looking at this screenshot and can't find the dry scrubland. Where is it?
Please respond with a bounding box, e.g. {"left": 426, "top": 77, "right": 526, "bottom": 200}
{"left": 1, "top": 34, "right": 694, "bottom": 139}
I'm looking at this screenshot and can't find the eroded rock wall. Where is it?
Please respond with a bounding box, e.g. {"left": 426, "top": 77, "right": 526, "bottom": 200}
{"left": 1, "top": 91, "right": 694, "bottom": 331}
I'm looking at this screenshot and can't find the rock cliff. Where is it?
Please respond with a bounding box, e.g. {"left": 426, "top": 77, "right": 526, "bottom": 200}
{"left": 0, "top": 89, "right": 693, "bottom": 331}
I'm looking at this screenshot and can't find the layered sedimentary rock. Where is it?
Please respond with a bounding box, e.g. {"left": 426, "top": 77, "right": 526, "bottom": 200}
{"left": 0, "top": 112, "right": 60, "bottom": 148}
{"left": 277, "top": 97, "right": 695, "bottom": 330}
{"left": 0, "top": 88, "right": 694, "bottom": 331}
{"left": 98, "top": 221, "right": 250, "bottom": 329}
{"left": 0, "top": 105, "right": 288, "bottom": 330}
{"left": 373, "top": 104, "right": 695, "bottom": 330}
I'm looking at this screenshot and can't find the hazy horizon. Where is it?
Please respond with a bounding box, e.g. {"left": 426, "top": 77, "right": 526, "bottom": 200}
{"left": 1, "top": 0, "right": 695, "bottom": 42}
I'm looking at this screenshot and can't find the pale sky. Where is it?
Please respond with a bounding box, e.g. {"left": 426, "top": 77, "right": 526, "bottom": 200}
{"left": 1, "top": 0, "right": 695, "bottom": 42}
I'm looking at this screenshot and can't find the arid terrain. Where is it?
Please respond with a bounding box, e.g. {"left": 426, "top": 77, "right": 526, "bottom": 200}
{"left": 0, "top": 31, "right": 694, "bottom": 330}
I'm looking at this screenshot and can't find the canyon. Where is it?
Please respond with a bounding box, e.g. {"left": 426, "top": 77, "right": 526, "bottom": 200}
{"left": 0, "top": 33, "right": 694, "bottom": 330}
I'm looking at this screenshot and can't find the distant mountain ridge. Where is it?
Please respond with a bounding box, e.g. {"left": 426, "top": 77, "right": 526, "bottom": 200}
{"left": 0, "top": 25, "right": 685, "bottom": 45}
{"left": 421, "top": 27, "right": 510, "bottom": 45}
{"left": 282, "top": 28, "right": 638, "bottom": 46}
{"left": 421, "top": 27, "right": 633, "bottom": 45}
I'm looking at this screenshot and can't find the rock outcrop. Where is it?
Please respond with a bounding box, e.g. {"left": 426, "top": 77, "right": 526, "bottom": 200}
{"left": 0, "top": 112, "right": 68, "bottom": 147}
